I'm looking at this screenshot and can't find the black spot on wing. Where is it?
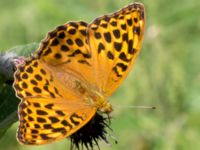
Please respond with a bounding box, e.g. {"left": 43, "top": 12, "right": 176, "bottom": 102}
{"left": 119, "top": 52, "right": 131, "bottom": 62}
{"left": 36, "top": 110, "right": 48, "bottom": 115}
{"left": 121, "top": 24, "right": 127, "bottom": 30}
{"left": 95, "top": 32, "right": 101, "bottom": 39}
{"left": 114, "top": 42, "right": 122, "bottom": 51}
{"left": 112, "top": 67, "right": 122, "bottom": 78}
{"left": 61, "top": 45, "right": 69, "bottom": 52}
{"left": 33, "top": 87, "right": 42, "bottom": 93}
{"left": 133, "top": 26, "right": 140, "bottom": 35}
{"left": 127, "top": 18, "right": 133, "bottom": 26}
{"left": 66, "top": 39, "right": 74, "bottom": 45}
{"left": 51, "top": 38, "right": 59, "bottom": 46}
{"left": 55, "top": 110, "right": 65, "bottom": 116}
{"left": 40, "top": 134, "right": 51, "bottom": 140}
{"left": 68, "top": 29, "right": 76, "bottom": 35}
{"left": 26, "top": 66, "right": 33, "bottom": 73}
{"left": 49, "top": 116, "right": 59, "bottom": 123}
{"left": 103, "top": 32, "right": 111, "bottom": 43}
{"left": 110, "top": 21, "right": 117, "bottom": 26}
{"left": 98, "top": 43, "right": 105, "bottom": 53}
{"left": 21, "top": 82, "right": 28, "bottom": 89}
{"left": 58, "top": 32, "right": 66, "bottom": 39}
{"left": 37, "top": 117, "right": 46, "bottom": 123}
{"left": 78, "top": 60, "right": 91, "bottom": 66}
{"left": 54, "top": 53, "right": 62, "bottom": 59}
{"left": 107, "top": 51, "right": 114, "bottom": 60}
{"left": 117, "top": 63, "right": 128, "bottom": 72}
{"left": 30, "top": 79, "right": 38, "bottom": 86}
{"left": 79, "top": 30, "right": 86, "bottom": 36}
{"left": 43, "top": 48, "right": 52, "bottom": 56}
{"left": 45, "top": 104, "right": 54, "bottom": 109}
{"left": 113, "top": 29, "right": 120, "bottom": 39}
{"left": 35, "top": 74, "right": 42, "bottom": 81}
{"left": 75, "top": 38, "right": 84, "bottom": 47}
{"left": 61, "top": 120, "right": 73, "bottom": 129}
{"left": 68, "top": 49, "right": 90, "bottom": 59}
{"left": 22, "top": 73, "right": 28, "bottom": 79}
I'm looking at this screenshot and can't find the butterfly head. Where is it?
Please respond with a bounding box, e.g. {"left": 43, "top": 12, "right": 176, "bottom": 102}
{"left": 91, "top": 91, "right": 112, "bottom": 114}
{"left": 99, "top": 101, "right": 112, "bottom": 114}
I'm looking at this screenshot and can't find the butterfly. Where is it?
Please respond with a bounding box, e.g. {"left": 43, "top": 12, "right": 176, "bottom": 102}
{"left": 13, "top": 2, "right": 145, "bottom": 145}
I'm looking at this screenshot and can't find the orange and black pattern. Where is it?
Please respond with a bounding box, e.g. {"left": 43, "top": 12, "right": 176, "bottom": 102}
{"left": 13, "top": 2, "right": 145, "bottom": 146}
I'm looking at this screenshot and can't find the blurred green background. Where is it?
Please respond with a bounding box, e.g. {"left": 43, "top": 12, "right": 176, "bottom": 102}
{"left": 0, "top": 0, "right": 200, "bottom": 149}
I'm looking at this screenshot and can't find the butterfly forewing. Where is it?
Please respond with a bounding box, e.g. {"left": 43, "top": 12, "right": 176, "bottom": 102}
{"left": 88, "top": 3, "right": 145, "bottom": 96}
{"left": 36, "top": 21, "right": 96, "bottom": 86}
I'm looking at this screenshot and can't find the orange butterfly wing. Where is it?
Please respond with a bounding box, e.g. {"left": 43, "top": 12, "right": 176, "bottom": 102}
{"left": 14, "top": 22, "right": 97, "bottom": 145}
{"left": 88, "top": 3, "right": 145, "bottom": 97}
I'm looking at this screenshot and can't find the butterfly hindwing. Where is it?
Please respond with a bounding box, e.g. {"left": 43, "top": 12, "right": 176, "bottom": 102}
{"left": 17, "top": 97, "right": 96, "bottom": 145}
{"left": 14, "top": 58, "right": 97, "bottom": 145}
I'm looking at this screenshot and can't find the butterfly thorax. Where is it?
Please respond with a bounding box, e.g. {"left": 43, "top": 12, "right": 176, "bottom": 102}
{"left": 75, "top": 80, "right": 112, "bottom": 114}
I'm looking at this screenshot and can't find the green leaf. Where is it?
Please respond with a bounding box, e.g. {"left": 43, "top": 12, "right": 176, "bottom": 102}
{"left": 0, "top": 84, "right": 19, "bottom": 138}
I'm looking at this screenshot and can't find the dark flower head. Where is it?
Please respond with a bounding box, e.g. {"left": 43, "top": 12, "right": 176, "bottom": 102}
{"left": 69, "top": 112, "right": 116, "bottom": 150}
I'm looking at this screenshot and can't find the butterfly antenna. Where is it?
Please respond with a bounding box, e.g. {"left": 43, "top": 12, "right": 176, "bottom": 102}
{"left": 113, "top": 104, "right": 156, "bottom": 109}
